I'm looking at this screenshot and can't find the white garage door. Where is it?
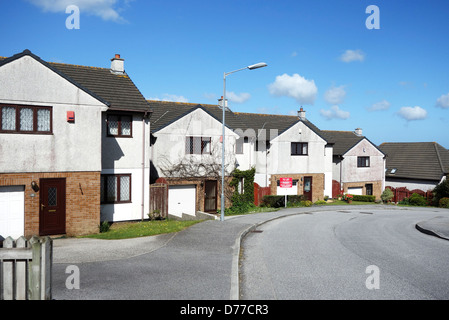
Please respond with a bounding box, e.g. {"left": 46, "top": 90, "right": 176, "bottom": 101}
{"left": 0, "top": 186, "right": 25, "bottom": 240}
{"left": 168, "top": 185, "right": 196, "bottom": 218}
{"left": 348, "top": 187, "right": 363, "bottom": 195}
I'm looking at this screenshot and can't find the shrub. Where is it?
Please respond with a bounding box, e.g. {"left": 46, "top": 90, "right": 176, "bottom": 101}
{"left": 314, "top": 200, "right": 327, "bottom": 205}
{"left": 301, "top": 200, "right": 313, "bottom": 207}
{"left": 433, "top": 179, "right": 449, "bottom": 206}
{"left": 262, "top": 195, "right": 309, "bottom": 208}
{"left": 381, "top": 188, "right": 394, "bottom": 203}
{"left": 99, "top": 220, "right": 110, "bottom": 233}
{"left": 148, "top": 209, "right": 164, "bottom": 221}
{"left": 262, "top": 195, "right": 285, "bottom": 208}
{"left": 409, "top": 193, "right": 427, "bottom": 206}
{"left": 439, "top": 197, "right": 449, "bottom": 208}
{"left": 352, "top": 195, "right": 375, "bottom": 202}
{"left": 398, "top": 197, "right": 410, "bottom": 205}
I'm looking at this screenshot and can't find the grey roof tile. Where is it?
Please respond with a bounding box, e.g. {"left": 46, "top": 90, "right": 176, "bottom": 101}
{"left": 379, "top": 142, "right": 449, "bottom": 181}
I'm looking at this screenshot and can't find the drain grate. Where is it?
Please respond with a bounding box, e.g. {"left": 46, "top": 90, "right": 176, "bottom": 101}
{"left": 359, "top": 212, "right": 373, "bottom": 215}
{"left": 251, "top": 230, "right": 263, "bottom": 233}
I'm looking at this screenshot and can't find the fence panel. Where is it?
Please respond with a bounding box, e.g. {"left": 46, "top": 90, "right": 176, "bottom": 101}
{"left": 0, "top": 236, "right": 52, "bottom": 300}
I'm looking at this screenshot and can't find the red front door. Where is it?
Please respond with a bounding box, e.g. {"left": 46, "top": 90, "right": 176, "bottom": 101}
{"left": 39, "top": 178, "right": 66, "bottom": 236}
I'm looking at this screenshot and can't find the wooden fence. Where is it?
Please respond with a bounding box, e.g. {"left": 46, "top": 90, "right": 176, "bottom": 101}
{"left": 254, "top": 182, "right": 271, "bottom": 206}
{"left": 150, "top": 181, "right": 168, "bottom": 218}
{"left": 0, "top": 236, "right": 52, "bottom": 300}
{"left": 386, "top": 186, "right": 433, "bottom": 203}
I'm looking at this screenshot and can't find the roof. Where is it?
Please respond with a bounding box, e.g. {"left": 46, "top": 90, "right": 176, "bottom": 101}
{"left": 379, "top": 142, "right": 449, "bottom": 181}
{"left": 148, "top": 101, "right": 328, "bottom": 142}
{"left": 0, "top": 50, "right": 151, "bottom": 113}
{"left": 321, "top": 130, "right": 365, "bottom": 155}
{"left": 148, "top": 100, "right": 247, "bottom": 133}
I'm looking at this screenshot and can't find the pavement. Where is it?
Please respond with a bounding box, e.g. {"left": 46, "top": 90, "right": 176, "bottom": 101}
{"left": 52, "top": 205, "right": 449, "bottom": 300}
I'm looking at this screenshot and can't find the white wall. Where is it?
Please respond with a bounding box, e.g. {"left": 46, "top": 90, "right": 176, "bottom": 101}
{"left": 341, "top": 139, "right": 385, "bottom": 183}
{"left": 101, "top": 113, "right": 151, "bottom": 222}
{"left": 269, "top": 122, "right": 330, "bottom": 175}
{"left": 0, "top": 55, "right": 106, "bottom": 173}
{"left": 152, "top": 108, "right": 239, "bottom": 178}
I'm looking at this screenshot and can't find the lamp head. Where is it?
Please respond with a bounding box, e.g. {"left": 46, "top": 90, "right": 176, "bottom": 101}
{"left": 247, "top": 62, "right": 267, "bottom": 70}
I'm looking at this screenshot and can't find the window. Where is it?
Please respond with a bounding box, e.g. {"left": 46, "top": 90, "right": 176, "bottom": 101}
{"left": 107, "top": 114, "right": 132, "bottom": 137}
{"left": 357, "top": 156, "right": 370, "bottom": 167}
{"left": 100, "top": 174, "right": 131, "bottom": 204}
{"left": 0, "top": 104, "right": 52, "bottom": 134}
{"left": 291, "top": 142, "right": 308, "bottom": 155}
{"left": 186, "top": 137, "right": 211, "bottom": 155}
{"left": 235, "top": 137, "right": 244, "bottom": 154}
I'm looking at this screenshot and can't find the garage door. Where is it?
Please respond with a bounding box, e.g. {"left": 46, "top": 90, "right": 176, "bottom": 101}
{"left": 168, "top": 185, "right": 196, "bottom": 218}
{"left": 348, "top": 187, "right": 363, "bottom": 195}
{"left": 0, "top": 186, "right": 25, "bottom": 240}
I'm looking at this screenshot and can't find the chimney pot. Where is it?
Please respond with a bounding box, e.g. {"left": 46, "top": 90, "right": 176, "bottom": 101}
{"left": 111, "top": 54, "right": 125, "bottom": 74}
{"left": 298, "top": 107, "right": 306, "bottom": 120}
{"left": 355, "top": 128, "right": 363, "bottom": 136}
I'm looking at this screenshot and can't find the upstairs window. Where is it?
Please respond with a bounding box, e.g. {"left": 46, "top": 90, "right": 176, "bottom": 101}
{"left": 186, "top": 137, "right": 211, "bottom": 155}
{"left": 107, "top": 114, "right": 132, "bottom": 137}
{"left": 291, "top": 142, "right": 308, "bottom": 155}
{"left": 357, "top": 156, "right": 370, "bottom": 167}
{"left": 0, "top": 104, "right": 52, "bottom": 134}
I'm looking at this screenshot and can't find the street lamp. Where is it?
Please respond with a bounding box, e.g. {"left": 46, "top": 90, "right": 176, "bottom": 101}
{"left": 221, "top": 62, "right": 267, "bottom": 222}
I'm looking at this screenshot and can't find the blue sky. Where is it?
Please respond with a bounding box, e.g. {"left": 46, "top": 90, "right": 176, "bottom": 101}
{"left": 1, "top": 0, "right": 449, "bottom": 148}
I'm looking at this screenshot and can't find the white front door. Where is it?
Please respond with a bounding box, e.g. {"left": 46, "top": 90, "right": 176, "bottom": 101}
{"left": 168, "top": 185, "right": 196, "bottom": 218}
{"left": 0, "top": 186, "right": 25, "bottom": 240}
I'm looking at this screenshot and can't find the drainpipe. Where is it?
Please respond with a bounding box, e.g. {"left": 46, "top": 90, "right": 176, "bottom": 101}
{"left": 142, "top": 111, "right": 147, "bottom": 221}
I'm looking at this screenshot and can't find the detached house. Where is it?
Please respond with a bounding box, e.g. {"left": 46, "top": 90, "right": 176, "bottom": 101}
{"left": 0, "top": 50, "right": 151, "bottom": 239}
{"left": 321, "top": 129, "right": 386, "bottom": 199}
{"left": 379, "top": 142, "right": 449, "bottom": 192}
{"left": 235, "top": 108, "right": 333, "bottom": 202}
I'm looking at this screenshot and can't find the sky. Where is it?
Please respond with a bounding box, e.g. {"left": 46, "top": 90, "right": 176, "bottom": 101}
{"left": 1, "top": 0, "right": 449, "bottom": 148}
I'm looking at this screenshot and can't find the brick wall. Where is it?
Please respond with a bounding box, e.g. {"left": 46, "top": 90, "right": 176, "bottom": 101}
{"left": 343, "top": 180, "right": 383, "bottom": 200}
{"left": 270, "top": 173, "right": 325, "bottom": 202}
{"left": 0, "top": 171, "right": 100, "bottom": 237}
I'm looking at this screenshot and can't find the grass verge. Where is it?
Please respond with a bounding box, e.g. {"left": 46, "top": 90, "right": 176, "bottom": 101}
{"left": 83, "top": 219, "right": 204, "bottom": 240}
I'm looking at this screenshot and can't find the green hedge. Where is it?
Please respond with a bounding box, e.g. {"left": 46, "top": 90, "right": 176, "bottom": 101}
{"left": 352, "top": 195, "right": 376, "bottom": 202}
{"left": 262, "top": 195, "right": 306, "bottom": 208}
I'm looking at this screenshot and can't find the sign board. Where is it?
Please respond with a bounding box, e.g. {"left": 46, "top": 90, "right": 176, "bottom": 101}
{"left": 280, "top": 177, "right": 293, "bottom": 188}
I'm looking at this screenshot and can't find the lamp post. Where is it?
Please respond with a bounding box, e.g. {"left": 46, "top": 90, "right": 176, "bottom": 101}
{"left": 221, "top": 62, "right": 267, "bottom": 222}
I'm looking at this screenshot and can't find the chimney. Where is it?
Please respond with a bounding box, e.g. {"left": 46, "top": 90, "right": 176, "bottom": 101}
{"left": 111, "top": 54, "right": 125, "bottom": 74}
{"left": 298, "top": 107, "right": 306, "bottom": 121}
{"left": 218, "top": 96, "right": 228, "bottom": 108}
{"left": 355, "top": 128, "right": 363, "bottom": 136}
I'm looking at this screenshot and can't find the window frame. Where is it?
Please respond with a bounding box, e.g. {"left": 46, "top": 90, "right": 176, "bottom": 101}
{"left": 100, "top": 174, "right": 132, "bottom": 204}
{"left": 106, "top": 114, "right": 133, "bottom": 138}
{"left": 357, "top": 156, "right": 370, "bottom": 168}
{"left": 0, "top": 104, "right": 53, "bottom": 134}
{"left": 291, "top": 142, "right": 308, "bottom": 156}
{"left": 186, "top": 136, "right": 212, "bottom": 155}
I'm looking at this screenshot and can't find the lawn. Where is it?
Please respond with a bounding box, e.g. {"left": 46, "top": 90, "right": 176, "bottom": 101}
{"left": 83, "top": 219, "right": 204, "bottom": 240}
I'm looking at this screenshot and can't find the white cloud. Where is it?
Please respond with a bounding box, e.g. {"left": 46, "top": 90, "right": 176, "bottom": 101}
{"left": 324, "top": 85, "right": 346, "bottom": 105}
{"left": 339, "top": 49, "right": 365, "bottom": 63}
{"left": 436, "top": 93, "right": 449, "bottom": 109}
{"left": 268, "top": 73, "right": 318, "bottom": 105}
{"left": 320, "top": 105, "right": 350, "bottom": 120}
{"left": 149, "top": 94, "right": 189, "bottom": 103}
{"left": 27, "top": 0, "right": 129, "bottom": 22}
{"left": 226, "top": 91, "right": 251, "bottom": 104}
{"left": 367, "top": 100, "right": 391, "bottom": 112}
{"left": 397, "top": 106, "right": 427, "bottom": 121}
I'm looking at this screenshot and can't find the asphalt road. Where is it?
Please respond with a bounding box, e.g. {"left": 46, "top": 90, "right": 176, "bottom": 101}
{"left": 240, "top": 209, "right": 449, "bottom": 300}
